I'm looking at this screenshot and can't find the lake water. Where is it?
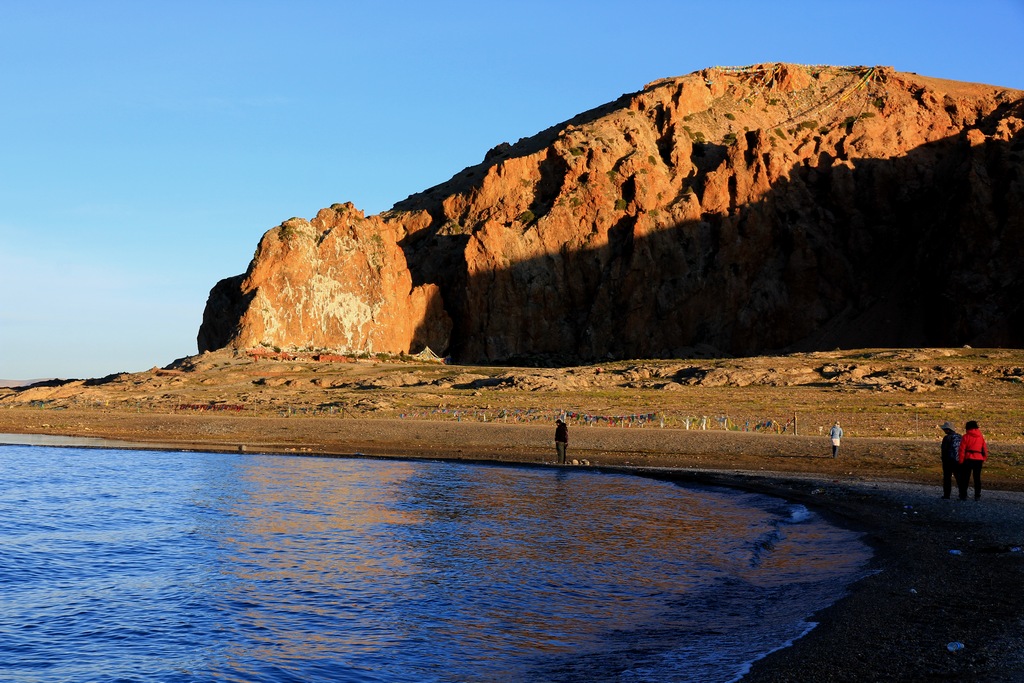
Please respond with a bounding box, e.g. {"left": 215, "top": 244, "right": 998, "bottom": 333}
{"left": 0, "top": 444, "right": 871, "bottom": 682}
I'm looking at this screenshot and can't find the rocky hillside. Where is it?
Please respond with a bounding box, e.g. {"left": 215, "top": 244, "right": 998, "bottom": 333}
{"left": 199, "top": 64, "right": 1024, "bottom": 363}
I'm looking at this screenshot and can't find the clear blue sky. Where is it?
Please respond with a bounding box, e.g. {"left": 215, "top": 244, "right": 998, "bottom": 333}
{"left": 2, "top": 0, "right": 1022, "bottom": 379}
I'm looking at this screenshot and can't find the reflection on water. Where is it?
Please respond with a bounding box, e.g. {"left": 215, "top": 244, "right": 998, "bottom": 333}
{"left": 0, "top": 446, "right": 871, "bottom": 682}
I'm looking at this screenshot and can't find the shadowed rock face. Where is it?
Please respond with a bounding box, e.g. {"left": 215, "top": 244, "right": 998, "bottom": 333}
{"left": 199, "top": 64, "right": 1024, "bottom": 362}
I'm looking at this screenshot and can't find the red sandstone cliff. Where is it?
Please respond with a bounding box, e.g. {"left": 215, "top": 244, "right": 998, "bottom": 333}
{"left": 199, "top": 64, "right": 1024, "bottom": 362}
{"left": 199, "top": 205, "right": 451, "bottom": 356}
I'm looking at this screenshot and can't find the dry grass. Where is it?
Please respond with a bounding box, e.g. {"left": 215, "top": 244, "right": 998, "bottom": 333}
{"left": 3, "top": 347, "right": 1023, "bottom": 441}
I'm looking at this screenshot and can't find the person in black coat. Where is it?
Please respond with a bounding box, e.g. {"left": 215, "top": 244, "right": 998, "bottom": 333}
{"left": 938, "top": 421, "right": 962, "bottom": 499}
{"left": 554, "top": 419, "right": 568, "bottom": 464}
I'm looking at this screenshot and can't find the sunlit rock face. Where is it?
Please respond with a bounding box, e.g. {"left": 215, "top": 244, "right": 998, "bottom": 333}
{"left": 197, "top": 204, "right": 451, "bottom": 356}
{"left": 199, "top": 64, "right": 1024, "bottom": 361}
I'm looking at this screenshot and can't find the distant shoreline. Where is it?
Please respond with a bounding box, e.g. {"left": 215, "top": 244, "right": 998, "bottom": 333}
{"left": 3, "top": 410, "right": 1023, "bottom": 680}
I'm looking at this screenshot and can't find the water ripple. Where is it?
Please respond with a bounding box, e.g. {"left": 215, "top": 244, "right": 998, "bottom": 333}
{"left": 0, "top": 445, "right": 870, "bottom": 682}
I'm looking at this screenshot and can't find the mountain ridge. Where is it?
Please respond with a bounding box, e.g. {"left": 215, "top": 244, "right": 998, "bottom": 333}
{"left": 199, "top": 63, "right": 1024, "bottom": 362}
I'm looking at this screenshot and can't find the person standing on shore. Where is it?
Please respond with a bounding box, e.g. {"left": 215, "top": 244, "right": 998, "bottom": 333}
{"left": 829, "top": 421, "right": 843, "bottom": 458}
{"left": 958, "top": 420, "right": 989, "bottom": 501}
{"left": 939, "top": 421, "right": 962, "bottom": 499}
{"left": 554, "top": 419, "right": 568, "bottom": 464}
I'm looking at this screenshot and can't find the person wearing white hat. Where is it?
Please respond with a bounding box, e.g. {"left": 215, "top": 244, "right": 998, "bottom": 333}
{"left": 938, "top": 421, "right": 962, "bottom": 499}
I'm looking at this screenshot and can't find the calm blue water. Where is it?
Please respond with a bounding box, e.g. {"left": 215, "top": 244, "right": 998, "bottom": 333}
{"left": 0, "top": 445, "right": 871, "bottom": 682}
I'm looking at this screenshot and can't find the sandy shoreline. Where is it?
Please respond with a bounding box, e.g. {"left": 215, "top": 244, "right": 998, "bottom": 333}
{"left": 2, "top": 410, "right": 1023, "bottom": 681}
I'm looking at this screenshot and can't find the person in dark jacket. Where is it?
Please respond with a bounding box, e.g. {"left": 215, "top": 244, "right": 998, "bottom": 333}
{"left": 554, "top": 419, "right": 568, "bottom": 464}
{"left": 957, "top": 420, "right": 989, "bottom": 501}
{"left": 939, "top": 421, "right": 962, "bottom": 499}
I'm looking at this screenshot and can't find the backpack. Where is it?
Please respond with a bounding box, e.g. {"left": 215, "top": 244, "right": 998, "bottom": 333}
{"left": 942, "top": 433, "right": 962, "bottom": 463}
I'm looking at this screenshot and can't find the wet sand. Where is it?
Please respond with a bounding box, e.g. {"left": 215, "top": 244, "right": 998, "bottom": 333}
{"left": 2, "top": 408, "right": 1023, "bottom": 681}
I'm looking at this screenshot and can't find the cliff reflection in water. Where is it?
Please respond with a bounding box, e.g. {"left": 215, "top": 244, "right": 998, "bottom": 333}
{"left": 202, "top": 454, "right": 869, "bottom": 681}
{"left": 0, "top": 446, "right": 870, "bottom": 683}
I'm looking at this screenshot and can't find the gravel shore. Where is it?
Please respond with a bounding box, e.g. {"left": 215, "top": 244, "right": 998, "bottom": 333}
{"left": 659, "top": 471, "right": 1024, "bottom": 682}
{"left": 2, "top": 409, "right": 1023, "bottom": 681}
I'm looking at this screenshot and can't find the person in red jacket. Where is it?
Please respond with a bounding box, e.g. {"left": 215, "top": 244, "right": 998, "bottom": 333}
{"left": 957, "top": 420, "right": 989, "bottom": 501}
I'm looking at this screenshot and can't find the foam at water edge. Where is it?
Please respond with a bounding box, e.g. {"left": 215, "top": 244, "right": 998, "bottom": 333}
{"left": 785, "top": 504, "right": 813, "bottom": 524}
{"left": 728, "top": 620, "right": 818, "bottom": 683}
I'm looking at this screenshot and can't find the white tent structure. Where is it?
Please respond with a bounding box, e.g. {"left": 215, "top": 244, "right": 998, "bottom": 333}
{"left": 412, "top": 346, "right": 444, "bottom": 363}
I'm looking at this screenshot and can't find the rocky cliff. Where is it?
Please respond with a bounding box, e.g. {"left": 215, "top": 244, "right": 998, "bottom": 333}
{"left": 199, "top": 64, "right": 1024, "bottom": 362}
{"left": 199, "top": 205, "right": 451, "bottom": 356}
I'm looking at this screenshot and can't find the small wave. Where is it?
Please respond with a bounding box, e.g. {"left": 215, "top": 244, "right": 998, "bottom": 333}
{"left": 750, "top": 528, "right": 783, "bottom": 568}
{"left": 727, "top": 620, "right": 819, "bottom": 683}
{"left": 749, "top": 505, "right": 812, "bottom": 568}
{"left": 784, "top": 504, "right": 813, "bottom": 525}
